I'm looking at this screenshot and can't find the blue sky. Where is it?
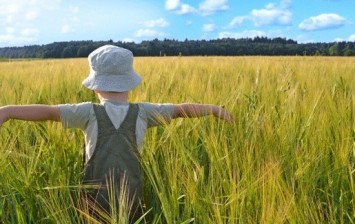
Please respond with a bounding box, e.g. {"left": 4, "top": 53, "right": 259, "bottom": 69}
{"left": 0, "top": 0, "right": 354, "bottom": 47}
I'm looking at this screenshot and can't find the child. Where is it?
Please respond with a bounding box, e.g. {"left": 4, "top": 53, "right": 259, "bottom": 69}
{"left": 0, "top": 45, "right": 234, "bottom": 222}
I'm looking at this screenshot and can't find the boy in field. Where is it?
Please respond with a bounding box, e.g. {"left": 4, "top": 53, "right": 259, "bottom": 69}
{"left": 0, "top": 45, "right": 234, "bottom": 222}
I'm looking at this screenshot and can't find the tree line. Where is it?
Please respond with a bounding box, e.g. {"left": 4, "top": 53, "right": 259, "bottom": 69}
{"left": 0, "top": 37, "right": 354, "bottom": 58}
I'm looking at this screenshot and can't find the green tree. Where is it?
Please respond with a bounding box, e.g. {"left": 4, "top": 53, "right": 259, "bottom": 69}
{"left": 329, "top": 43, "right": 339, "bottom": 56}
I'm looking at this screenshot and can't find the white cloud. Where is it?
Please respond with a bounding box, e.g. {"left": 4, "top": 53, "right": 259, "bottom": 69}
{"left": 348, "top": 34, "right": 355, "bottom": 41}
{"left": 21, "top": 28, "right": 39, "bottom": 36}
{"left": 137, "top": 18, "right": 169, "bottom": 39}
{"left": 299, "top": 13, "right": 347, "bottom": 31}
{"left": 220, "top": 27, "right": 287, "bottom": 40}
{"left": 0, "top": 0, "right": 60, "bottom": 46}
{"left": 280, "top": 0, "right": 292, "bottom": 9}
{"left": 165, "top": 0, "right": 229, "bottom": 15}
{"left": 165, "top": 0, "right": 180, "bottom": 10}
{"left": 199, "top": 0, "right": 229, "bottom": 15}
{"left": 165, "top": 0, "right": 196, "bottom": 15}
{"left": 219, "top": 30, "right": 267, "bottom": 39}
{"left": 178, "top": 4, "right": 196, "bottom": 14}
{"left": 251, "top": 9, "right": 292, "bottom": 26}
{"left": 61, "top": 24, "right": 72, "bottom": 34}
{"left": 0, "top": 4, "right": 20, "bottom": 16}
{"left": 164, "top": 0, "right": 196, "bottom": 14}
{"left": 250, "top": 0, "right": 292, "bottom": 26}
{"left": 72, "top": 16, "right": 79, "bottom": 22}
{"left": 228, "top": 16, "right": 247, "bottom": 27}
{"left": 5, "top": 27, "right": 16, "bottom": 34}
{"left": 0, "top": 34, "right": 36, "bottom": 46}
{"left": 227, "top": 0, "right": 292, "bottom": 28}
{"left": 24, "top": 10, "right": 39, "bottom": 21}
{"left": 0, "top": 33, "right": 14, "bottom": 43}
{"left": 295, "top": 34, "right": 314, "bottom": 43}
{"left": 135, "top": 28, "right": 164, "bottom": 38}
{"left": 203, "top": 23, "right": 216, "bottom": 32}
{"left": 69, "top": 5, "right": 79, "bottom": 13}
{"left": 143, "top": 18, "right": 169, "bottom": 28}
{"left": 0, "top": 26, "right": 39, "bottom": 46}
{"left": 0, "top": 0, "right": 59, "bottom": 20}
{"left": 122, "top": 38, "right": 137, "bottom": 43}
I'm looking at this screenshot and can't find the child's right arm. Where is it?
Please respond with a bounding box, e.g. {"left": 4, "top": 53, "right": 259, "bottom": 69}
{"left": 0, "top": 105, "right": 61, "bottom": 126}
{"left": 172, "top": 103, "right": 234, "bottom": 123}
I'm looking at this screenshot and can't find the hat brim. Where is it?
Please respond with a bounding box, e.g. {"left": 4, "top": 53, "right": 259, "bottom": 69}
{"left": 82, "top": 70, "right": 142, "bottom": 92}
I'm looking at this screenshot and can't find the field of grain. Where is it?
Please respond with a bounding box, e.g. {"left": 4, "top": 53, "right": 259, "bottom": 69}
{"left": 0, "top": 56, "right": 354, "bottom": 223}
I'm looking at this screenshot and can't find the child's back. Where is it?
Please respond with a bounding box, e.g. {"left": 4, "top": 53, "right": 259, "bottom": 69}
{"left": 82, "top": 103, "right": 142, "bottom": 221}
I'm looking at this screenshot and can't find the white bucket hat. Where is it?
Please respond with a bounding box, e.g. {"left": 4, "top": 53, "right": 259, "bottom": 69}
{"left": 82, "top": 45, "right": 142, "bottom": 92}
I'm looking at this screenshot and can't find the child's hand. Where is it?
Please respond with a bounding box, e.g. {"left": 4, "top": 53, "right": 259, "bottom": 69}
{"left": 0, "top": 107, "right": 9, "bottom": 127}
{"left": 214, "top": 106, "right": 235, "bottom": 124}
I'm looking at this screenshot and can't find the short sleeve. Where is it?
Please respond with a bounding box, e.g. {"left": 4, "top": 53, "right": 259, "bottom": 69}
{"left": 139, "top": 103, "right": 174, "bottom": 128}
{"left": 58, "top": 102, "right": 93, "bottom": 130}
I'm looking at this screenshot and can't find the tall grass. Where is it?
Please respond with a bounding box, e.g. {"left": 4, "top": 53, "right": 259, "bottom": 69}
{"left": 0, "top": 56, "right": 354, "bottom": 223}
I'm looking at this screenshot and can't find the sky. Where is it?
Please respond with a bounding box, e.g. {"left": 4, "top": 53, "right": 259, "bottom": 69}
{"left": 0, "top": 0, "right": 354, "bottom": 47}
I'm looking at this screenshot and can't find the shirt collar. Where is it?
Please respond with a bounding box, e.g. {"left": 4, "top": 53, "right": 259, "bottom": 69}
{"left": 100, "top": 99, "right": 129, "bottom": 105}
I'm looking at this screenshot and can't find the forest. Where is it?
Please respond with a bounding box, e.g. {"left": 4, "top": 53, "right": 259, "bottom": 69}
{"left": 0, "top": 37, "right": 354, "bottom": 58}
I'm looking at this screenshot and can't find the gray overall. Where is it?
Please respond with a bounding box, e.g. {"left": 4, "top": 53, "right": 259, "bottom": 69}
{"left": 82, "top": 103, "right": 142, "bottom": 221}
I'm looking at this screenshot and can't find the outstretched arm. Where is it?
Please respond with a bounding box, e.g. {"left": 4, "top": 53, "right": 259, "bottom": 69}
{"left": 172, "top": 103, "right": 234, "bottom": 123}
{"left": 0, "top": 105, "right": 61, "bottom": 126}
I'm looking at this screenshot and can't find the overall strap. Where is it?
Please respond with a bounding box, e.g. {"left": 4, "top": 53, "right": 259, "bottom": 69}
{"left": 82, "top": 103, "right": 139, "bottom": 165}
{"left": 93, "top": 103, "right": 139, "bottom": 134}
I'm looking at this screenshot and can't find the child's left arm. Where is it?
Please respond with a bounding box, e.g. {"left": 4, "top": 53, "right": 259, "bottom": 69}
{"left": 0, "top": 105, "right": 61, "bottom": 126}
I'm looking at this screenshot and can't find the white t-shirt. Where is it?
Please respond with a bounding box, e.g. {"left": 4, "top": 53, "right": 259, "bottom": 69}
{"left": 58, "top": 100, "right": 174, "bottom": 162}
